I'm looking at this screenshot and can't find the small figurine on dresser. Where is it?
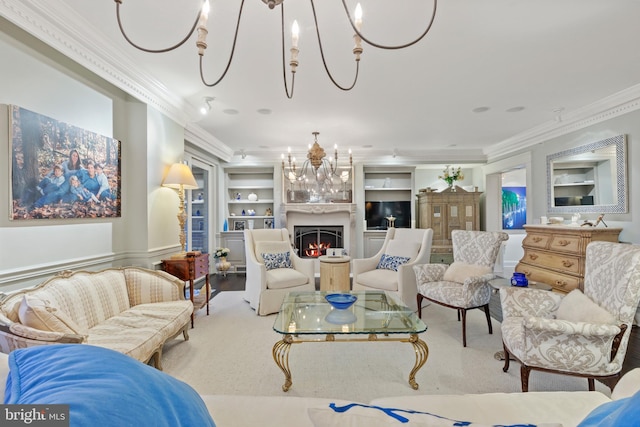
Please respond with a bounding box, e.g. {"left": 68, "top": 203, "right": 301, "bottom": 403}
{"left": 581, "top": 214, "right": 607, "bottom": 227}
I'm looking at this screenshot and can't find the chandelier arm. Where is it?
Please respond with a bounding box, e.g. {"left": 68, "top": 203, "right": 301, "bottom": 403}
{"left": 199, "top": 0, "right": 247, "bottom": 87}
{"left": 115, "top": 1, "right": 200, "bottom": 53}
{"left": 340, "top": 0, "right": 438, "bottom": 50}
{"left": 280, "top": 4, "right": 295, "bottom": 99}
{"left": 310, "top": 0, "right": 358, "bottom": 91}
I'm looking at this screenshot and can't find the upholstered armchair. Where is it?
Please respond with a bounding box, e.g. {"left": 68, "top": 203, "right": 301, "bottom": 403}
{"left": 352, "top": 228, "right": 433, "bottom": 312}
{"left": 244, "top": 228, "right": 315, "bottom": 316}
{"left": 414, "top": 230, "right": 509, "bottom": 347}
{"left": 501, "top": 241, "right": 640, "bottom": 392}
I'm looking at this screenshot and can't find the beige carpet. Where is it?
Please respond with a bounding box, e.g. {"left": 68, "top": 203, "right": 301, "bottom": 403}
{"left": 161, "top": 291, "right": 610, "bottom": 402}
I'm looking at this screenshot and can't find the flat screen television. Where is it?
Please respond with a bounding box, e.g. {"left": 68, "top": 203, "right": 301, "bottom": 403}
{"left": 365, "top": 201, "right": 411, "bottom": 230}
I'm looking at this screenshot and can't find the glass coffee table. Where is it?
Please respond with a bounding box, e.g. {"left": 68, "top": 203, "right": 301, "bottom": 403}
{"left": 272, "top": 290, "right": 428, "bottom": 392}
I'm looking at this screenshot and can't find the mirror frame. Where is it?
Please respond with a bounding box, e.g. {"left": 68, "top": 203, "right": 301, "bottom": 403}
{"left": 547, "top": 134, "right": 627, "bottom": 214}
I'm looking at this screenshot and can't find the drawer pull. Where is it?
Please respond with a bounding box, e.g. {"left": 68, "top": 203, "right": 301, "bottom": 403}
{"left": 562, "top": 260, "right": 575, "bottom": 268}
{"left": 528, "top": 254, "right": 539, "bottom": 260}
{"left": 532, "top": 237, "right": 543, "bottom": 243}
{"left": 557, "top": 240, "right": 571, "bottom": 246}
{"left": 554, "top": 280, "right": 567, "bottom": 288}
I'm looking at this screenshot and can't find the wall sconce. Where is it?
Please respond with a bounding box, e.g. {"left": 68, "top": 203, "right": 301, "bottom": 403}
{"left": 162, "top": 162, "right": 199, "bottom": 256}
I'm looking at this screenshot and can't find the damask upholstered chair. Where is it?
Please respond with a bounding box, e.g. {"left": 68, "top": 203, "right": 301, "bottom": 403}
{"left": 414, "top": 230, "right": 509, "bottom": 347}
{"left": 244, "top": 228, "right": 315, "bottom": 316}
{"left": 500, "top": 241, "right": 640, "bottom": 392}
{"left": 352, "top": 228, "right": 433, "bottom": 312}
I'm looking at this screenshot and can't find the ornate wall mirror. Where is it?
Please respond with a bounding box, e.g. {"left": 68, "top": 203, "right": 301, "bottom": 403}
{"left": 547, "top": 135, "right": 627, "bottom": 214}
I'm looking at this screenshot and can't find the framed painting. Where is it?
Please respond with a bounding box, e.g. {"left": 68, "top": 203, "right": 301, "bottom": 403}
{"left": 502, "top": 186, "right": 526, "bottom": 230}
{"left": 263, "top": 218, "right": 274, "bottom": 229}
{"left": 233, "top": 219, "right": 246, "bottom": 231}
{"left": 9, "top": 105, "right": 121, "bottom": 220}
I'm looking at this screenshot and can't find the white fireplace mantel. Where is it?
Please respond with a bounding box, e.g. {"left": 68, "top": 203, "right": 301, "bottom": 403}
{"left": 280, "top": 203, "right": 357, "bottom": 258}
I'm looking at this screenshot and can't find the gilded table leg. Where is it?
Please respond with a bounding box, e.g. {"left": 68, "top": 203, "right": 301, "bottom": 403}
{"left": 272, "top": 335, "right": 294, "bottom": 392}
{"left": 408, "top": 334, "right": 429, "bottom": 390}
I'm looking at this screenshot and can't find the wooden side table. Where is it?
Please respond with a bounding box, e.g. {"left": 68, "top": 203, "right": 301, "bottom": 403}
{"left": 162, "top": 252, "right": 210, "bottom": 328}
{"left": 319, "top": 256, "right": 351, "bottom": 292}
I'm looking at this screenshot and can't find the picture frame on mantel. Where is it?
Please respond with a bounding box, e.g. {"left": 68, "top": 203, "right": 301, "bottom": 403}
{"left": 9, "top": 105, "right": 121, "bottom": 220}
{"left": 233, "top": 219, "right": 246, "bottom": 231}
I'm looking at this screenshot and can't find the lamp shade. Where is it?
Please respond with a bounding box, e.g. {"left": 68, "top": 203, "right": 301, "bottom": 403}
{"left": 162, "top": 163, "right": 199, "bottom": 189}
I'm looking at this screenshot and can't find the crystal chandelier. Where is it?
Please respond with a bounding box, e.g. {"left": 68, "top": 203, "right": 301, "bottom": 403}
{"left": 113, "top": 0, "right": 438, "bottom": 98}
{"left": 282, "top": 132, "right": 352, "bottom": 202}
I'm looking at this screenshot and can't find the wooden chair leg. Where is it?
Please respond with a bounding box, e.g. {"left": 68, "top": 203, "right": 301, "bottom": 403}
{"left": 502, "top": 343, "right": 510, "bottom": 372}
{"left": 417, "top": 294, "right": 424, "bottom": 318}
{"left": 461, "top": 309, "right": 467, "bottom": 347}
{"left": 457, "top": 309, "right": 461, "bottom": 322}
{"left": 588, "top": 378, "right": 595, "bottom": 391}
{"left": 520, "top": 364, "right": 531, "bottom": 392}
{"left": 483, "top": 304, "right": 493, "bottom": 334}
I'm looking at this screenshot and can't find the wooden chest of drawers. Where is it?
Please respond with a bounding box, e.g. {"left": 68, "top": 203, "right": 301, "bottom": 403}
{"left": 516, "top": 224, "right": 621, "bottom": 293}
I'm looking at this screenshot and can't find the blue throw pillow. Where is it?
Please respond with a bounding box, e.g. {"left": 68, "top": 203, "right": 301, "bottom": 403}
{"left": 262, "top": 252, "right": 292, "bottom": 270}
{"left": 4, "top": 345, "right": 216, "bottom": 427}
{"left": 376, "top": 254, "right": 411, "bottom": 271}
{"left": 577, "top": 389, "right": 640, "bottom": 427}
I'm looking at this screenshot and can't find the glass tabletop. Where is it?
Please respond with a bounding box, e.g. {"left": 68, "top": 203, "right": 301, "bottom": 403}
{"left": 273, "top": 291, "right": 427, "bottom": 335}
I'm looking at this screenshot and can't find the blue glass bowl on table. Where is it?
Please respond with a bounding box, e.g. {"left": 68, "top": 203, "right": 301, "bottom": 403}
{"left": 325, "top": 293, "right": 358, "bottom": 310}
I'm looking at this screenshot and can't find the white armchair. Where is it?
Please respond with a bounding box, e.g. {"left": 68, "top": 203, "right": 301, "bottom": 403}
{"left": 414, "top": 230, "right": 509, "bottom": 347}
{"left": 353, "top": 228, "right": 433, "bottom": 312}
{"left": 500, "top": 241, "right": 640, "bottom": 392}
{"left": 244, "top": 228, "right": 315, "bottom": 316}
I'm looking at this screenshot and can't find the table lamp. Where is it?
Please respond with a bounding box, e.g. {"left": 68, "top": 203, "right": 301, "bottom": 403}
{"left": 162, "top": 162, "right": 199, "bottom": 256}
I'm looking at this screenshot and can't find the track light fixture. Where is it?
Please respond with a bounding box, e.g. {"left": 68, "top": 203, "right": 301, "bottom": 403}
{"left": 113, "top": 0, "right": 438, "bottom": 99}
{"left": 199, "top": 96, "right": 214, "bottom": 115}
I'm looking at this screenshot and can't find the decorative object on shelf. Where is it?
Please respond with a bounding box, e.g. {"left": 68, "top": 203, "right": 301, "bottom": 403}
{"left": 241, "top": 209, "right": 246, "bottom": 216}
{"left": 198, "top": 192, "right": 203, "bottom": 200}
{"left": 511, "top": 272, "right": 528, "bottom": 287}
{"left": 235, "top": 192, "right": 242, "bottom": 201}
{"left": 248, "top": 219, "right": 255, "bottom": 229}
{"left": 247, "top": 192, "right": 258, "bottom": 201}
{"left": 247, "top": 209, "right": 256, "bottom": 216}
{"left": 162, "top": 162, "right": 199, "bottom": 256}
{"left": 439, "top": 165, "right": 464, "bottom": 192}
{"left": 196, "top": 209, "right": 201, "bottom": 216}
{"left": 223, "top": 219, "right": 228, "bottom": 231}
{"left": 264, "top": 218, "right": 274, "bottom": 229}
{"left": 265, "top": 207, "right": 272, "bottom": 216}
{"left": 581, "top": 214, "right": 607, "bottom": 228}
{"left": 383, "top": 177, "right": 392, "bottom": 188}
{"left": 281, "top": 131, "right": 353, "bottom": 203}
{"left": 385, "top": 215, "right": 396, "bottom": 228}
{"left": 113, "top": 1, "right": 437, "bottom": 98}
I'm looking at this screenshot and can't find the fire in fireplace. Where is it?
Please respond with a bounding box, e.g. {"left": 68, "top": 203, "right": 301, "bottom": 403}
{"left": 294, "top": 226, "right": 344, "bottom": 258}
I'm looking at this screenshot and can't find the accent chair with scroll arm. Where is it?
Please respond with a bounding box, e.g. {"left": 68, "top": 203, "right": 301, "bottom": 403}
{"left": 244, "top": 228, "right": 315, "bottom": 316}
{"left": 414, "top": 230, "right": 509, "bottom": 347}
{"left": 500, "top": 241, "right": 640, "bottom": 392}
{"left": 352, "top": 228, "right": 433, "bottom": 312}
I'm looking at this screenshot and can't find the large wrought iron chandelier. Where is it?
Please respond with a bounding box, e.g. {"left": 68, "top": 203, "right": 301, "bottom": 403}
{"left": 282, "top": 132, "right": 352, "bottom": 202}
{"left": 113, "top": 0, "right": 438, "bottom": 98}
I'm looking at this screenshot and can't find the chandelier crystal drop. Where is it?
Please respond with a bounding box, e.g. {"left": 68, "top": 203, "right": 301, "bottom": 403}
{"left": 113, "top": 0, "right": 438, "bottom": 98}
{"left": 281, "top": 132, "right": 353, "bottom": 203}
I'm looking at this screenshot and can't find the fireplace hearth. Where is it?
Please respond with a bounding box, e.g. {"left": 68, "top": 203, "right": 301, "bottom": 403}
{"left": 294, "top": 226, "right": 343, "bottom": 258}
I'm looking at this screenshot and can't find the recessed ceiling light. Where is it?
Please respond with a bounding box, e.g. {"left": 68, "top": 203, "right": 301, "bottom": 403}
{"left": 259, "top": 145, "right": 269, "bottom": 149}
{"left": 363, "top": 145, "right": 373, "bottom": 148}
{"left": 472, "top": 106, "right": 490, "bottom": 113}
{"left": 256, "top": 109, "right": 272, "bottom": 115}
{"left": 223, "top": 109, "right": 239, "bottom": 115}
{"left": 506, "top": 106, "right": 525, "bottom": 112}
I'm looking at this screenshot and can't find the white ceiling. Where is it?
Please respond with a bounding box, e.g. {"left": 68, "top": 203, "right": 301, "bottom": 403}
{"left": 4, "top": 0, "right": 640, "bottom": 165}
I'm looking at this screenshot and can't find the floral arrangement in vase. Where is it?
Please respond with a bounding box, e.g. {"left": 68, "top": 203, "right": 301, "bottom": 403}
{"left": 439, "top": 165, "right": 464, "bottom": 190}
{"left": 214, "top": 247, "right": 230, "bottom": 259}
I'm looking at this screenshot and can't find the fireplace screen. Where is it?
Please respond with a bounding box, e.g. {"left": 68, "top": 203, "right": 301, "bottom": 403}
{"left": 294, "top": 226, "right": 343, "bottom": 258}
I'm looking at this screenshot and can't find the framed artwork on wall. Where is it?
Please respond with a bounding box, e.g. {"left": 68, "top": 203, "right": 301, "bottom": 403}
{"left": 502, "top": 186, "right": 526, "bottom": 230}
{"left": 233, "top": 219, "right": 246, "bottom": 231}
{"left": 9, "top": 105, "right": 121, "bottom": 220}
{"left": 264, "top": 218, "right": 274, "bottom": 229}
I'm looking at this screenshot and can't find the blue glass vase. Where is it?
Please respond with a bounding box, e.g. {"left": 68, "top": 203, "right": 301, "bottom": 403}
{"left": 511, "top": 272, "right": 528, "bottom": 287}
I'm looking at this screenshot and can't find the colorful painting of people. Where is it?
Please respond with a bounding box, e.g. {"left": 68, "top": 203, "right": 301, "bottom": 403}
{"left": 10, "top": 105, "right": 121, "bottom": 220}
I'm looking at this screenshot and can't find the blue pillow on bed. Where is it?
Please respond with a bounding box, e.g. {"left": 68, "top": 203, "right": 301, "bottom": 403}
{"left": 4, "top": 345, "right": 215, "bottom": 427}
{"left": 577, "top": 389, "right": 640, "bottom": 427}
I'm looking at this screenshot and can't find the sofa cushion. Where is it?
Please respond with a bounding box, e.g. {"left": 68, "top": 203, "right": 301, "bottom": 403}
{"left": 4, "top": 344, "right": 215, "bottom": 427}
{"left": 442, "top": 262, "right": 492, "bottom": 284}
{"left": 266, "top": 268, "right": 309, "bottom": 290}
{"left": 386, "top": 240, "right": 420, "bottom": 260}
{"left": 18, "top": 295, "right": 86, "bottom": 336}
{"left": 262, "top": 252, "right": 293, "bottom": 271}
{"left": 377, "top": 254, "right": 411, "bottom": 271}
{"left": 577, "top": 390, "right": 640, "bottom": 427}
{"left": 556, "top": 289, "right": 616, "bottom": 325}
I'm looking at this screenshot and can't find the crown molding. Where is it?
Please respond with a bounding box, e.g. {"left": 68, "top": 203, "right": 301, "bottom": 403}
{"left": 484, "top": 84, "right": 640, "bottom": 162}
{"left": 185, "top": 124, "right": 234, "bottom": 163}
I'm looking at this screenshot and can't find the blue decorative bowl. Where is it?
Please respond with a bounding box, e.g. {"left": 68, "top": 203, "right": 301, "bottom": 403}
{"left": 511, "top": 272, "right": 529, "bottom": 287}
{"left": 325, "top": 293, "right": 357, "bottom": 310}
